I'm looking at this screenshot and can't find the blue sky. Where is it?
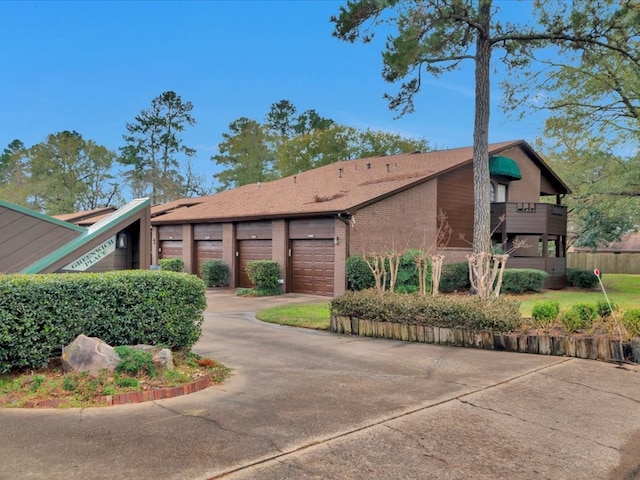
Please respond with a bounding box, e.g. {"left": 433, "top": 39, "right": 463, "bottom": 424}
{"left": 1, "top": 0, "right": 545, "bottom": 188}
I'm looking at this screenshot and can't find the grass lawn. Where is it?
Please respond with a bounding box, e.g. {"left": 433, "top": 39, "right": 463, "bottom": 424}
{"left": 255, "top": 302, "right": 331, "bottom": 329}
{"left": 512, "top": 274, "right": 640, "bottom": 317}
{"left": 255, "top": 274, "right": 640, "bottom": 327}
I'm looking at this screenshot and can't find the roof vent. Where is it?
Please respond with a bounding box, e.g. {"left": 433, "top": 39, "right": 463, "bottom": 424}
{"left": 338, "top": 167, "right": 344, "bottom": 178}
{"left": 293, "top": 176, "right": 297, "bottom": 184}
{"left": 386, "top": 163, "right": 390, "bottom": 172}
{"left": 366, "top": 162, "right": 371, "bottom": 169}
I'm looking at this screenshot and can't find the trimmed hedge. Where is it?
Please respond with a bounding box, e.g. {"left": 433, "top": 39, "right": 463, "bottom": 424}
{"left": 201, "top": 259, "right": 229, "bottom": 287}
{"left": 246, "top": 260, "right": 281, "bottom": 295}
{"left": 0, "top": 271, "right": 206, "bottom": 373}
{"left": 159, "top": 258, "right": 184, "bottom": 272}
{"left": 501, "top": 269, "right": 548, "bottom": 293}
{"left": 345, "top": 250, "right": 431, "bottom": 293}
{"left": 439, "top": 262, "right": 470, "bottom": 293}
{"left": 331, "top": 289, "right": 521, "bottom": 333}
{"left": 346, "top": 256, "right": 375, "bottom": 291}
{"left": 567, "top": 268, "right": 599, "bottom": 289}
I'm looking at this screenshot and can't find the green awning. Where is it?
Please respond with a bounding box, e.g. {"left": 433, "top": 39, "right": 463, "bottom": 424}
{"left": 489, "top": 156, "right": 522, "bottom": 180}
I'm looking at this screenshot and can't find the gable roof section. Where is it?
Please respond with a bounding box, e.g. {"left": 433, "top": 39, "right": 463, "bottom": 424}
{"left": 21, "top": 198, "right": 151, "bottom": 274}
{"left": 53, "top": 206, "right": 118, "bottom": 225}
{"left": 153, "top": 140, "right": 568, "bottom": 225}
{"left": 0, "top": 199, "right": 85, "bottom": 273}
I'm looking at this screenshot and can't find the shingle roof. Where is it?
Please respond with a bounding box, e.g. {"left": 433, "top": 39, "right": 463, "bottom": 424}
{"left": 152, "top": 140, "right": 525, "bottom": 224}
{"left": 53, "top": 206, "right": 117, "bottom": 224}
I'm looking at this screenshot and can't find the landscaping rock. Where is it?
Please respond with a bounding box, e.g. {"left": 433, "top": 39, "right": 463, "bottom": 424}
{"left": 61, "top": 334, "right": 121, "bottom": 376}
{"left": 130, "top": 345, "right": 175, "bottom": 370}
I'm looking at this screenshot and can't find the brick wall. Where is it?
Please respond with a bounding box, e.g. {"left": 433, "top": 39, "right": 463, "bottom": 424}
{"left": 222, "top": 223, "right": 236, "bottom": 287}
{"left": 349, "top": 180, "right": 438, "bottom": 255}
{"left": 272, "top": 220, "right": 288, "bottom": 285}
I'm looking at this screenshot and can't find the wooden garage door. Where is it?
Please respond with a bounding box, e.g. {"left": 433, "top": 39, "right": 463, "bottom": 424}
{"left": 291, "top": 239, "right": 334, "bottom": 296}
{"left": 160, "top": 240, "right": 182, "bottom": 259}
{"left": 237, "top": 239, "right": 272, "bottom": 288}
{"left": 196, "top": 240, "right": 223, "bottom": 277}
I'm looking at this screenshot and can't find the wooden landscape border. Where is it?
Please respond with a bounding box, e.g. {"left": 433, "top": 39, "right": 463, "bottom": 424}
{"left": 330, "top": 316, "right": 640, "bottom": 364}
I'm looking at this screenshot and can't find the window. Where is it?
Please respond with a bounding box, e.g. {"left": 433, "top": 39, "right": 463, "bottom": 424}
{"left": 497, "top": 184, "right": 507, "bottom": 202}
{"left": 490, "top": 182, "right": 507, "bottom": 202}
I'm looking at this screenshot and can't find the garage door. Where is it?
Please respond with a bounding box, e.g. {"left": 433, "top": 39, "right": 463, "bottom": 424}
{"left": 195, "top": 240, "right": 223, "bottom": 277}
{"left": 291, "top": 239, "right": 334, "bottom": 296}
{"left": 237, "top": 240, "right": 272, "bottom": 288}
{"left": 160, "top": 240, "right": 183, "bottom": 259}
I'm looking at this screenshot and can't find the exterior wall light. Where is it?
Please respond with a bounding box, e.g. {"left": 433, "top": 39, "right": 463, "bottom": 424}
{"left": 117, "top": 232, "right": 128, "bottom": 249}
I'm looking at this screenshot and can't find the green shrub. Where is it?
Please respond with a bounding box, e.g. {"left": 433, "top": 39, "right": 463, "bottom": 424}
{"left": 200, "top": 259, "right": 229, "bottom": 287}
{"left": 566, "top": 268, "right": 599, "bottom": 289}
{"left": 0, "top": 271, "right": 206, "bottom": 373}
{"left": 331, "top": 290, "right": 521, "bottom": 333}
{"left": 346, "top": 256, "right": 375, "bottom": 291}
{"left": 571, "top": 302, "right": 598, "bottom": 325}
{"left": 439, "top": 262, "right": 470, "bottom": 293}
{"left": 346, "top": 250, "right": 430, "bottom": 294}
{"left": 501, "top": 269, "right": 548, "bottom": 293}
{"left": 114, "top": 346, "right": 157, "bottom": 378}
{"left": 531, "top": 300, "right": 560, "bottom": 326}
{"left": 558, "top": 303, "right": 596, "bottom": 333}
{"left": 395, "top": 249, "right": 429, "bottom": 294}
{"left": 559, "top": 309, "right": 584, "bottom": 333}
{"left": 596, "top": 300, "right": 617, "bottom": 319}
{"left": 246, "top": 260, "right": 281, "bottom": 295}
{"left": 622, "top": 309, "right": 640, "bottom": 337}
{"left": 159, "top": 258, "right": 184, "bottom": 272}
{"left": 114, "top": 376, "right": 139, "bottom": 388}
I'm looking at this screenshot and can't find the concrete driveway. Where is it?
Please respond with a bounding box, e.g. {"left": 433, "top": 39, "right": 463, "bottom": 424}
{"left": 1, "top": 290, "right": 640, "bottom": 480}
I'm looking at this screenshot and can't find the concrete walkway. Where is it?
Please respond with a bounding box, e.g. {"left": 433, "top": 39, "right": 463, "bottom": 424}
{"left": 1, "top": 290, "right": 640, "bottom": 480}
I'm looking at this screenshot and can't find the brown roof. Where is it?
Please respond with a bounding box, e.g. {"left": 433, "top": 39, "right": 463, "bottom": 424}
{"left": 152, "top": 140, "right": 549, "bottom": 224}
{"left": 54, "top": 206, "right": 117, "bottom": 225}
{"left": 150, "top": 196, "right": 216, "bottom": 217}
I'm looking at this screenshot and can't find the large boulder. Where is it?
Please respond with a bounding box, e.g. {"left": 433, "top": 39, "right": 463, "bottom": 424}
{"left": 61, "top": 334, "right": 121, "bottom": 376}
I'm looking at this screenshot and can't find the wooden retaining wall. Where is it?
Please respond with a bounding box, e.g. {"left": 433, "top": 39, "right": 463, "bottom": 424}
{"left": 330, "top": 315, "right": 640, "bottom": 364}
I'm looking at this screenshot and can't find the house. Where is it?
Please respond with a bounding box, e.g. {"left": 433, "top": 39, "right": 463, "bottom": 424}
{"left": 0, "top": 198, "right": 151, "bottom": 274}
{"left": 150, "top": 140, "right": 570, "bottom": 296}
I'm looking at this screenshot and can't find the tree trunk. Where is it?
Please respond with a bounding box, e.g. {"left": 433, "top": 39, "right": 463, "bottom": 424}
{"left": 472, "top": 0, "right": 492, "bottom": 255}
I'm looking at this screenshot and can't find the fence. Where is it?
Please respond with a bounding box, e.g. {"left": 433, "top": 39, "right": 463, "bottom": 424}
{"left": 567, "top": 252, "right": 640, "bottom": 274}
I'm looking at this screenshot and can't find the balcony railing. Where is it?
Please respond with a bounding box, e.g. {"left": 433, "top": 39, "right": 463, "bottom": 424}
{"left": 491, "top": 202, "right": 567, "bottom": 236}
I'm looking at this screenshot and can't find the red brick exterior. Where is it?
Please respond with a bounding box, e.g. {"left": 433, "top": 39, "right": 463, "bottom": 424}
{"left": 349, "top": 180, "right": 438, "bottom": 255}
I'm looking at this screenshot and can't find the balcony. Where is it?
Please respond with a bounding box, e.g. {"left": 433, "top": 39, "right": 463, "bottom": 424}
{"left": 491, "top": 202, "right": 567, "bottom": 236}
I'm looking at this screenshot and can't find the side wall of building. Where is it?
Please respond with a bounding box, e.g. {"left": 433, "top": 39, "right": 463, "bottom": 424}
{"left": 348, "top": 180, "right": 438, "bottom": 255}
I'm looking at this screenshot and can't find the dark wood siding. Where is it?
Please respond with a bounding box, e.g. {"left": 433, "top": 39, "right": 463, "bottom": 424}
{"left": 158, "top": 225, "right": 182, "bottom": 241}
{"left": 236, "top": 221, "right": 272, "bottom": 240}
{"left": 0, "top": 206, "right": 81, "bottom": 273}
{"left": 289, "top": 218, "right": 334, "bottom": 239}
{"left": 160, "top": 240, "right": 183, "bottom": 259}
{"left": 437, "top": 165, "right": 474, "bottom": 248}
{"left": 194, "top": 224, "right": 223, "bottom": 241}
{"left": 491, "top": 203, "right": 567, "bottom": 236}
{"left": 290, "top": 239, "right": 334, "bottom": 296}
{"left": 196, "top": 240, "right": 223, "bottom": 276}
{"left": 237, "top": 239, "right": 272, "bottom": 288}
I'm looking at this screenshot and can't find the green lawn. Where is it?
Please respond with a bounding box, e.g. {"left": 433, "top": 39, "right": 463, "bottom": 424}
{"left": 255, "top": 274, "right": 640, "bottom": 327}
{"left": 512, "top": 274, "right": 640, "bottom": 317}
{"left": 255, "top": 302, "right": 331, "bottom": 329}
